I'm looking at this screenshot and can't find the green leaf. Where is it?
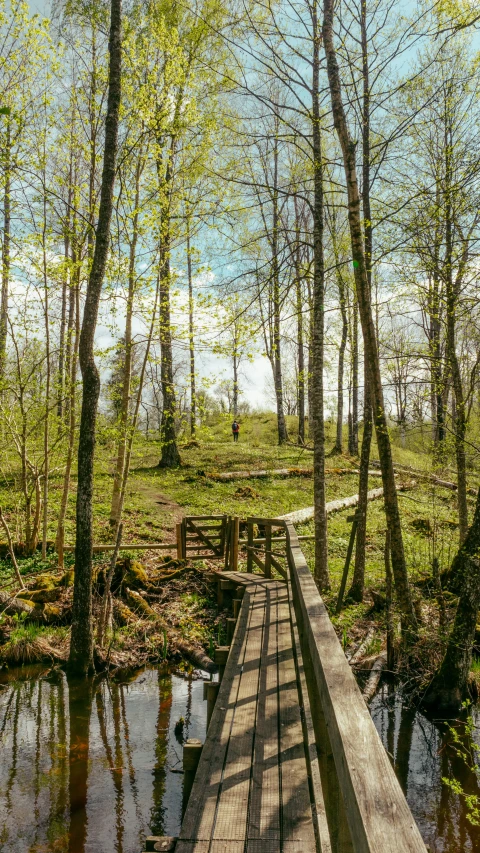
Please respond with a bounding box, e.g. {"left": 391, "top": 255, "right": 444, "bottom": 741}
{"left": 0, "top": 106, "right": 10, "bottom": 116}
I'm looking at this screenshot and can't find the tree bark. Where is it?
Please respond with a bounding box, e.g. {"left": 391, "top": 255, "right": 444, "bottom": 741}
{"left": 323, "top": 0, "right": 417, "bottom": 631}
{"left": 69, "top": 0, "right": 122, "bottom": 675}
{"left": 110, "top": 154, "right": 143, "bottom": 525}
{"left": 187, "top": 215, "right": 196, "bottom": 436}
{"left": 348, "top": 295, "right": 359, "bottom": 455}
{"left": 0, "top": 118, "right": 11, "bottom": 380}
{"left": 56, "top": 266, "right": 80, "bottom": 567}
{"left": 444, "top": 121, "right": 468, "bottom": 543}
{"left": 293, "top": 195, "right": 305, "bottom": 444}
{"left": 347, "top": 0, "right": 373, "bottom": 602}
{"left": 423, "top": 488, "right": 480, "bottom": 715}
{"left": 271, "top": 134, "right": 288, "bottom": 445}
{"left": 312, "top": 0, "right": 328, "bottom": 588}
{"left": 157, "top": 139, "right": 181, "bottom": 469}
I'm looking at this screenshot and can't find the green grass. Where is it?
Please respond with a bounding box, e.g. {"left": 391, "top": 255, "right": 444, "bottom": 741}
{"left": 0, "top": 411, "right": 473, "bottom": 604}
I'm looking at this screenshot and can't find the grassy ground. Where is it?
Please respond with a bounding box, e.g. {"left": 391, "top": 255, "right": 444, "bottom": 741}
{"left": 0, "top": 411, "right": 475, "bottom": 669}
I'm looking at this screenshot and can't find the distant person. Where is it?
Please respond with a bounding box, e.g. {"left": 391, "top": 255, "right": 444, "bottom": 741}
{"left": 232, "top": 420, "right": 240, "bottom": 442}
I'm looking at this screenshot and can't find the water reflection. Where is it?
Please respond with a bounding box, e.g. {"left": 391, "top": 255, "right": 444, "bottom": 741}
{"left": 371, "top": 684, "right": 480, "bottom": 853}
{"left": 0, "top": 667, "right": 207, "bottom": 853}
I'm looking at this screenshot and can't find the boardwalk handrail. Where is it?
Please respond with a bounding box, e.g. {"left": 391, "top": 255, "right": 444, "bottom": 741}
{"left": 284, "top": 519, "right": 427, "bottom": 853}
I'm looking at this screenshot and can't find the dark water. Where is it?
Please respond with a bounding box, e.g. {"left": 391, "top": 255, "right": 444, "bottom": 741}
{"left": 371, "top": 684, "right": 480, "bottom": 853}
{"left": 0, "top": 665, "right": 208, "bottom": 853}
{"left": 1, "top": 669, "right": 480, "bottom": 853}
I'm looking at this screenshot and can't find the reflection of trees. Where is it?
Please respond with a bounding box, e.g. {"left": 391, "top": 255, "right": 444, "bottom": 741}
{"left": 149, "top": 670, "right": 173, "bottom": 835}
{"left": 67, "top": 675, "right": 93, "bottom": 853}
{"left": 394, "top": 704, "right": 416, "bottom": 795}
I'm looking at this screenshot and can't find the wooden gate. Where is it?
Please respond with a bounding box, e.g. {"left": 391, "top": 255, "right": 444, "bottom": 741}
{"left": 245, "top": 516, "right": 287, "bottom": 579}
{"left": 177, "top": 515, "right": 240, "bottom": 569}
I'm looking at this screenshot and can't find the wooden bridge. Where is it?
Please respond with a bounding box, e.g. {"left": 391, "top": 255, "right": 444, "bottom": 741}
{"left": 145, "top": 516, "right": 427, "bottom": 853}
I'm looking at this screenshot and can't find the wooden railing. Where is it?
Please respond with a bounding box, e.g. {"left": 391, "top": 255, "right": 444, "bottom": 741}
{"left": 283, "top": 519, "right": 427, "bottom": 853}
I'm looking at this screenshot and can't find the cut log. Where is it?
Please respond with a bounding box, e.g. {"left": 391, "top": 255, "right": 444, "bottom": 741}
{"left": 363, "top": 652, "right": 388, "bottom": 703}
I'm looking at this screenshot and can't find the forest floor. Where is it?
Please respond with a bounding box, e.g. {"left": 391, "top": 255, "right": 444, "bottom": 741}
{"left": 0, "top": 413, "right": 477, "bottom": 684}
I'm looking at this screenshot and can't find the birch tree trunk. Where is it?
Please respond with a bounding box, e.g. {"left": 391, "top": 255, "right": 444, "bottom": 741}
{"left": 323, "top": 0, "right": 416, "bottom": 629}
{"left": 69, "top": 0, "right": 122, "bottom": 674}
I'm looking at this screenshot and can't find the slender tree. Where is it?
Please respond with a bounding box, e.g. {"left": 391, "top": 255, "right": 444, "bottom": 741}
{"left": 69, "top": 0, "right": 122, "bottom": 674}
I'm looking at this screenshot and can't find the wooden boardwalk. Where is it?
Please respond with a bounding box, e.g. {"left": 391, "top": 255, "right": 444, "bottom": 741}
{"left": 146, "top": 517, "right": 427, "bottom": 853}
{"left": 177, "top": 574, "right": 323, "bottom": 853}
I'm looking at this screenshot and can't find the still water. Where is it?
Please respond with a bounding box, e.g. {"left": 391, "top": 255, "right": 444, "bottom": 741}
{"left": 0, "top": 668, "right": 479, "bottom": 852}
{"left": 0, "top": 666, "right": 208, "bottom": 852}
{"left": 371, "top": 684, "right": 480, "bottom": 853}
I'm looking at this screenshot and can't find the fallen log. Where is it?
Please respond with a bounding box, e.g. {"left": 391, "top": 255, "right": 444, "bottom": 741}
{"left": 175, "top": 641, "right": 217, "bottom": 674}
{"left": 347, "top": 627, "right": 375, "bottom": 665}
{"left": 363, "top": 652, "right": 388, "bottom": 703}
{"left": 120, "top": 590, "right": 217, "bottom": 673}
{"left": 372, "top": 461, "right": 477, "bottom": 496}
{"left": 209, "top": 467, "right": 384, "bottom": 482}
{"left": 0, "top": 590, "right": 35, "bottom": 617}
{"left": 279, "top": 481, "right": 414, "bottom": 525}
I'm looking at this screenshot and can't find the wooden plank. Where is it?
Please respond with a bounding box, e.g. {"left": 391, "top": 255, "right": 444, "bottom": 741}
{"left": 288, "top": 580, "right": 332, "bottom": 853}
{"left": 247, "top": 584, "right": 280, "bottom": 844}
{"left": 179, "top": 588, "right": 255, "bottom": 841}
{"left": 276, "top": 585, "right": 317, "bottom": 848}
{"left": 285, "top": 521, "right": 427, "bottom": 853}
{"left": 212, "top": 585, "right": 266, "bottom": 842}
{"left": 187, "top": 519, "right": 222, "bottom": 555}
{"left": 249, "top": 549, "right": 267, "bottom": 575}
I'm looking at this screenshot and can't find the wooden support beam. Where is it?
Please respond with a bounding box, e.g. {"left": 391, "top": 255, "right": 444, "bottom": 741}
{"left": 176, "top": 522, "right": 185, "bottom": 560}
{"left": 214, "top": 646, "right": 229, "bottom": 681}
{"left": 226, "top": 617, "right": 236, "bottom": 644}
{"left": 233, "top": 597, "right": 242, "bottom": 619}
{"left": 203, "top": 681, "right": 221, "bottom": 729}
{"left": 182, "top": 739, "right": 203, "bottom": 816}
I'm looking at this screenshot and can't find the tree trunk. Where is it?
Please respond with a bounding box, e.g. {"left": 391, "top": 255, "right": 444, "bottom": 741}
{"left": 69, "top": 0, "right": 122, "bottom": 675}
{"left": 42, "top": 193, "right": 51, "bottom": 561}
{"left": 347, "top": 0, "right": 373, "bottom": 603}
{"left": 312, "top": 0, "right": 328, "bottom": 588}
{"left": 349, "top": 295, "right": 359, "bottom": 455}
{"left": 187, "top": 217, "right": 196, "bottom": 437}
{"left": 158, "top": 140, "right": 181, "bottom": 469}
{"left": 444, "top": 123, "right": 468, "bottom": 543}
{"left": 110, "top": 155, "right": 142, "bottom": 525}
{"left": 0, "top": 118, "right": 11, "bottom": 381}
{"left": 423, "top": 489, "right": 480, "bottom": 715}
{"left": 272, "top": 139, "right": 288, "bottom": 445}
{"left": 323, "top": 0, "right": 417, "bottom": 631}
{"left": 56, "top": 267, "right": 80, "bottom": 567}
{"left": 294, "top": 197, "right": 305, "bottom": 444}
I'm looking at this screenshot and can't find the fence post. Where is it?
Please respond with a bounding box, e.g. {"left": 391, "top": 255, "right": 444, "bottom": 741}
{"left": 264, "top": 522, "right": 272, "bottom": 578}
{"left": 231, "top": 516, "right": 240, "bottom": 571}
{"left": 247, "top": 520, "right": 253, "bottom": 573}
{"left": 176, "top": 522, "right": 184, "bottom": 560}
